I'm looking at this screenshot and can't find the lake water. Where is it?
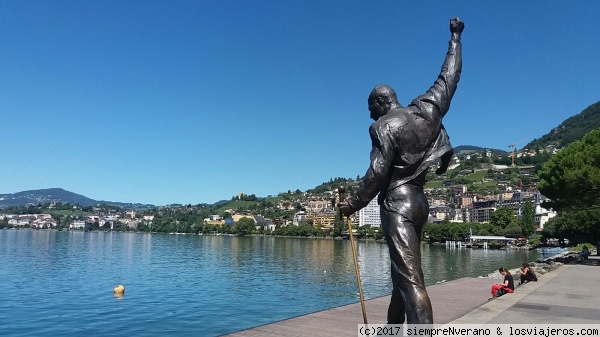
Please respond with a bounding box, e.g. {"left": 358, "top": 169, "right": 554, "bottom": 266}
{"left": 0, "top": 230, "right": 543, "bottom": 336}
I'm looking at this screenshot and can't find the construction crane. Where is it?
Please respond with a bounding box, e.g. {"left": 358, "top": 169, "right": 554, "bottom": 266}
{"left": 508, "top": 138, "right": 528, "bottom": 167}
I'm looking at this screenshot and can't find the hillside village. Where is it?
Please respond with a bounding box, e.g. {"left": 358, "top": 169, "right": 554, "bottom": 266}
{"left": 0, "top": 145, "right": 559, "bottom": 237}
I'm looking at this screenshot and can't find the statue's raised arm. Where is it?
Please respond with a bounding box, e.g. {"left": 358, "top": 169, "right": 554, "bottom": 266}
{"left": 410, "top": 17, "right": 463, "bottom": 120}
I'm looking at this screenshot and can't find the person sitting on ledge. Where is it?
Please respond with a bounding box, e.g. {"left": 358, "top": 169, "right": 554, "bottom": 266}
{"left": 519, "top": 263, "right": 538, "bottom": 285}
{"left": 490, "top": 267, "right": 515, "bottom": 298}
{"left": 580, "top": 246, "right": 590, "bottom": 261}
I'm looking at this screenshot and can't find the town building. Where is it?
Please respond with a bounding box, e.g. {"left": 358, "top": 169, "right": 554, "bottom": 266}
{"left": 309, "top": 208, "right": 337, "bottom": 230}
{"left": 253, "top": 215, "right": 275, "bottom": 232}
{"left": 293, "top": 211, "right": 307, "bottom": 226}
{"left": 358, "top": 197, "right": 381, "bottom": 227}
{"left": 535, "top": 204, "right": 557, "bottom": 231}
{"left": 429, "top": 205, "right": 453, "bottom": 221}
{"left": 70, "top": 220, "right": 86, "bottom": 230}
{"left": 305, "top": 199, "right": 331, "bottom": 213}
{"left": 469, "top": 207, "right": 496, "bottom": 223}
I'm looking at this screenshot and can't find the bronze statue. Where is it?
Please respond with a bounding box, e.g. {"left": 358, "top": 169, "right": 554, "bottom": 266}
{"left": 338, "top": 17, "right": 464, "bottom": 324}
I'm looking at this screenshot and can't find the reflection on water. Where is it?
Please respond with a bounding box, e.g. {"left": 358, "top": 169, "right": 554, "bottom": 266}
{"left": 0, "top": 230, "right": 540, "bottom": 336}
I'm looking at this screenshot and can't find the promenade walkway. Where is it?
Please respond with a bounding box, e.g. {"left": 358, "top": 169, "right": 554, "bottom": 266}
{"left": 223, "top": 256, "right": 600, "bottom": 336}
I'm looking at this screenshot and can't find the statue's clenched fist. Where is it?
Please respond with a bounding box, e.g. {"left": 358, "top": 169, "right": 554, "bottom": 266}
{"left": 450, "top": 17, "right": 464, "bottom": 34}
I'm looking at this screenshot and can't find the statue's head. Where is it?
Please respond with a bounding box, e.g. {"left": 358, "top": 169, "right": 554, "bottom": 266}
{"left": 368, "top": 85, "right": 399, "bottom": 121}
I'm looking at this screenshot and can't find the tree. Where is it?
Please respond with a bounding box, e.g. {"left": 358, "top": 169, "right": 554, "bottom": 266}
{"left": 538, "top": 129, "right": 600, "bottom": 211}
{"left": 543, "top": 208, "right": 600, "bottom": 253}
{"left": 502, "top": 223, "right": 522, "bottom": 236}
{"left": 333, "top": 212, "right": 346, "bottom": 238}
{"left": 234, "top": 217, "right": 255, "bottom": 235}
{"left": 90, "top": 220, "right": 100, "bottom": 230}
{"left": 490, "top": 207, "right": 517, "bottom": 232}
{"left": 521, "top": 200, "right": 536, "bottom": 237}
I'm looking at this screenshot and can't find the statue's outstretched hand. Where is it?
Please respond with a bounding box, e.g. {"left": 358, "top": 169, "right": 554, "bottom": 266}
{"left": 450, "top": 17, "right": 464, "bottom": 34}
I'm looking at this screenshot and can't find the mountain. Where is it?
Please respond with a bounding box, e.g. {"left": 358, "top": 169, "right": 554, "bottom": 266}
{"left": 525, "top": 100, "right": 600, "bottom": 150}
{"left": 0, "top": 188, "right": 96, "bottom": 208}
{"left": 453, "top": 145, "right": 507, "bottom": 155}
{"left": 95, "top": 200, "right": 157, "bottom": 210}
{"left": 0, "top": 188, "right": 155, "bottom": 210}
{"left": 212, "top": 200, "right": 230, "bottom": 207}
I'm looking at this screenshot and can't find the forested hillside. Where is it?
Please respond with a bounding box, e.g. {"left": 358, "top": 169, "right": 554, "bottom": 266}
{"left": 526, "top": 101, "right": 600, "bottom": 149}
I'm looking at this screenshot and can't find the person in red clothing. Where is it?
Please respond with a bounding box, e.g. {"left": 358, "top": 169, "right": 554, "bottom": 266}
{"left": 491, "top": 267, "right": 515, "bottom": 297}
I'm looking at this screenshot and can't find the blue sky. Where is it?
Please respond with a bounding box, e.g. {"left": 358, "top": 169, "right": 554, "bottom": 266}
{"left": 1, "top": 1, "right": 598, "bottom": 205}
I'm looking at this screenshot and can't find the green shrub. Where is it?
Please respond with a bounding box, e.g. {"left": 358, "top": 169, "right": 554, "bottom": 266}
{"left": 571, "top": 243, "right": 594, "bottom": 252}
{"left": 528, "top": 234, "right": 542, "bottom": 248}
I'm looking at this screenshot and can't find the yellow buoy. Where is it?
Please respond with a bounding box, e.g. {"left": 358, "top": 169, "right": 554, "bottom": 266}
{"left": 113, "top": 285, "right": 125, "bottom": 295}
